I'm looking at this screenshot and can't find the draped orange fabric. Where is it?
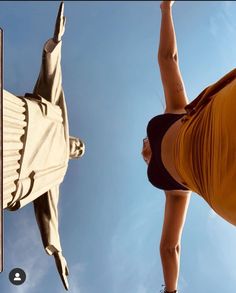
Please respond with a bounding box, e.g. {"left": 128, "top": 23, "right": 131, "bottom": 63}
{"left": 174, "top": 68, "right": 236, "bottom": 226}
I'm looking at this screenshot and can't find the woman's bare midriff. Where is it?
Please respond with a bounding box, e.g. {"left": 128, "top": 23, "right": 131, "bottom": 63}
{"left": 161, "top": 115, "right": 188, "bottom": 189}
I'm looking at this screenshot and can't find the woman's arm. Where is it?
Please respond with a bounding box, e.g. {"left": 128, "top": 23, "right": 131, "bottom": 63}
{"left": 160, "top": 190, "right": 191, "bottom": 292}
{"left": 158, "top": 1, "right": 176, "bottom": 60}
{"left": 158, "top": 1, "right": 189, "bottom": 113}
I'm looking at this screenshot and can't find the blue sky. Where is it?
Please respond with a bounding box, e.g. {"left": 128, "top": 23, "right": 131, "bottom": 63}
{"left": 1, "top": 1, "right": 236, "bottom": 293}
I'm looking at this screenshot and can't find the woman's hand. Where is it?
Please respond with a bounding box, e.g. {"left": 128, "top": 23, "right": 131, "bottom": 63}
{"left": 160, "top": 1, "right": 175, "bottom": 10}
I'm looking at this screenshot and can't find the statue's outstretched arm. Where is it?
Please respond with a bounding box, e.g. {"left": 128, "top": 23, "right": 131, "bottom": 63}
{"left": 31, "top": 0, "right": 70, "bottom": 146}
{"left": 32, "top": 1, "right": 66, "bottom": 106}
{"left": 53, "top": 1, "right": 66, "bottom": 43}
{"left": 33, "top": 186, "right": 69, "bottom": 291}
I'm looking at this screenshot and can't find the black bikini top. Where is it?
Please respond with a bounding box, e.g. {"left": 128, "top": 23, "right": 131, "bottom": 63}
{"left": 147, "top": 113, "right": 189, "bottom": 191}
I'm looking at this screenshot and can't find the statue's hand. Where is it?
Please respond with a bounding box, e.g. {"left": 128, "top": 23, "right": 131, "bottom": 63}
{"left": 53, "top": 251, "right": 69, "bottom": 290}
{"left": 53, "top": 1, "right": 66, "bottom": 43}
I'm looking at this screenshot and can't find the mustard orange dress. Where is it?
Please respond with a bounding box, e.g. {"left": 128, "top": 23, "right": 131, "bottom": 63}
{"left": 174, "top": 68, "right": 236, "bottom": 226}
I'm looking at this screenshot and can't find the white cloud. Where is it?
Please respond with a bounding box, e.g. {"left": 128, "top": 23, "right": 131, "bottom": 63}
{"left": 137, "top": 284, "right": 147, "bottom": 293}
{"left": 5, "top": 211, "right": 51, "bottom": 293}
{"left": 178, "top": 274, "right": 188, "bottom": 293}
{"left": 67, "top": 262, "right": 86, "bottom": 293}
{"left": 206, "top": 208, "right": 236, "bottom": 283}
{"left": 209, "top": 2, "right": 236, "bottom": 38}
{"left": 108, "top": 197, "right": 162, "bottom": 293}
{"left": 5, "top": 207, "right": 86, "bottom": 293}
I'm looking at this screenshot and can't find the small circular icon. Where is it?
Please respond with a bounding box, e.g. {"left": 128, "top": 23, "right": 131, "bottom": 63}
{"left": 9, "top": 268, "right": 26, "bottom": 285}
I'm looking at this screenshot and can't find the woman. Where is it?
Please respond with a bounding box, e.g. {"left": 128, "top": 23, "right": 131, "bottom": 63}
{"left": 142, "top": 1, "right": 236, "bottom": 292}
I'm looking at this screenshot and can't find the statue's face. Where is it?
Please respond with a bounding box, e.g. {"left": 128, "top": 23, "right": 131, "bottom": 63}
{"left": 69, "top": 137, "right": 85, "bottom": 159}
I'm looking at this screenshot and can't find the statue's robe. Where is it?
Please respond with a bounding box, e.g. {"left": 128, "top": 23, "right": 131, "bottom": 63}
{"left": 3, "top": 38, "right": 69, "bottom": 255}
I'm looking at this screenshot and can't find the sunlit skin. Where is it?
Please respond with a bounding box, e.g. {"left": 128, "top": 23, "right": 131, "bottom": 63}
{"left": 143, "top": 1, "right": 192, "bottom": 292}
{"left": 142, "top": 137, "right": 152, "bottom": 165}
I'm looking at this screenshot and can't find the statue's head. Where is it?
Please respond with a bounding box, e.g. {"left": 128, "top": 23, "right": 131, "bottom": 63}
{"left": 69, "top": 136, "right": 85, "bottom": 159}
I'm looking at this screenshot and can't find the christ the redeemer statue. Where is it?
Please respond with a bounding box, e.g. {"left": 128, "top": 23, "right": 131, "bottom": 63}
{"left": 3, "top": 2, "right": 84, "bottom": 290}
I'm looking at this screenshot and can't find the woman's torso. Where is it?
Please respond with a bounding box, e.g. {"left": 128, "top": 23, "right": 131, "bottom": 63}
{"left": 148, "top": 69, "right": 236, "bottom": 225}
{"left": 161, "top": 113, "right": 189, "bottom": 188}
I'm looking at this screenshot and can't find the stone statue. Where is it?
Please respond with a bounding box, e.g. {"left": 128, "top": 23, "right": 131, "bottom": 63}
{"left": 3, "top": 2, "right": 85, "bottom": 290}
